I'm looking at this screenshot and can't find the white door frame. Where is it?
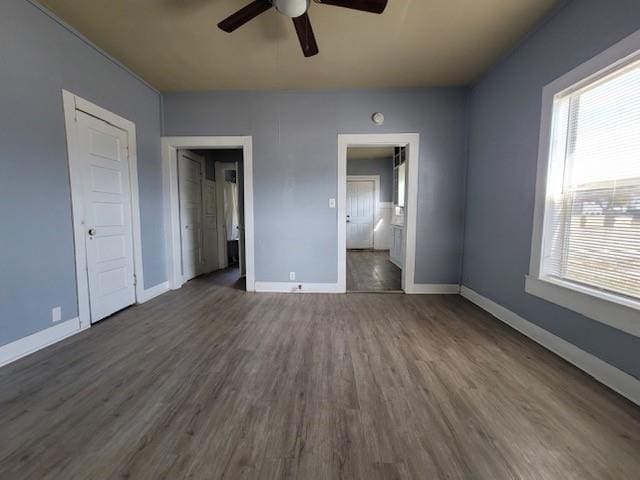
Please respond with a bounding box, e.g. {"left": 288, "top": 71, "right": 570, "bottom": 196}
{"left": 62, "top": 90, "right": 145, "bottom": 330}
{"left": 346, "top": 175, "right": 379, "bottom": 250}
{"left": 338, "top": 134, "right": 420, "bottom": 293}
{"left": 161, "top": 136, "right": 255, "bottom": 292}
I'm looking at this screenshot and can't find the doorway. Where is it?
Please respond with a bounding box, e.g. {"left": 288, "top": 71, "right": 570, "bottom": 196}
{"left": 162, "top": 137, "right": 255, "bottom": 292}
{"left": 345, "top": 148, "right": 401, "bottom": 292}
{"left": 338, "top": 134, "right": 420, "bottom": 294}
{"left": 175, "top": 148, "right": 246, "bottom": 288}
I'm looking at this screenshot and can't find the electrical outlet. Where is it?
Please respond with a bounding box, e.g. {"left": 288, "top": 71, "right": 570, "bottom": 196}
{"left": 329, "top": 198, "right": 336, "bottom": 209}
{"left": 52, "top": 306, "right": 61, "bottom": 323}
{"left": 289, "top": 272, "right": 296, "bottom": 281}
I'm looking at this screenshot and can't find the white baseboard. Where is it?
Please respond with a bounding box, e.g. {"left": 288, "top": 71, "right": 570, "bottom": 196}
{"left": 460, "top": 286, "right": 640, "bottom": 406}
{"left": 0, "top": 317, "right": 85, "bottom": 368}
{"left": 407, "top": 284, "right": 461, "bottom": 294}
{"left": 255, "top": 282, "right": 343, "bottom": 294}
{"left": 138, "top": 281, "right": 170, "bottom": 303}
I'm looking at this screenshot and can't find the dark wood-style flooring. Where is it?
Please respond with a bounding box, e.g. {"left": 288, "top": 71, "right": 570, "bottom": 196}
{"left": 347, "top": 250, "right": 401, "bottom": 292}
{"left": 1, "top": 268, "right": 639, "bottom": 479}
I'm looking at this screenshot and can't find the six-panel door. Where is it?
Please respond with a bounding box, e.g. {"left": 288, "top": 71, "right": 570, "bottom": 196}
{"left": 78, "top": 111, "right": 136, "bottom": 323}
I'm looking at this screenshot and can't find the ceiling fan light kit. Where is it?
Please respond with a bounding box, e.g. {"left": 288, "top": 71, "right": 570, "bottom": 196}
{"left": 274, "top": 0, "right": 310, "bottom": 17}
{"left": 218, "top": 0, "right": 388, "bottom": 57}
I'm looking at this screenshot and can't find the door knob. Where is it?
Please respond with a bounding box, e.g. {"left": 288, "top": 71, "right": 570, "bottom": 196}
{"left": 88, "top": 228, "right": 96, "bottom": 236}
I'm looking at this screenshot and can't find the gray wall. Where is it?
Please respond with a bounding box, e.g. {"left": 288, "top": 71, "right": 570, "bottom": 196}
{"left": 463, "top": 0, "right": 640, "bottom": 379}
{"left": 0, "top": 0, "right": 165, "bottom": 347}
{"left": 163, "top": 88, "right": 469, "bottom": 285}
{"left": 347, "top": 157, "right": 394, "bottom": 202}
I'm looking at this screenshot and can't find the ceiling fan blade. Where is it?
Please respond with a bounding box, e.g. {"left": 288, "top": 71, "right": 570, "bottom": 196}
{"left": 315, "top": 0, "right": 388, "bottom": 14}
{"left": 218, "top": 0, "right": 272, "bottom": 33}
{"left": 292, "top": 13, "right": 319, "bottom": 58}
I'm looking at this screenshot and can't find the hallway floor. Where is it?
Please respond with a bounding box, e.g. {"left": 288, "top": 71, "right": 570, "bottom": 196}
{"left": 346, "top": 249, "right": 402, "bottom": 292}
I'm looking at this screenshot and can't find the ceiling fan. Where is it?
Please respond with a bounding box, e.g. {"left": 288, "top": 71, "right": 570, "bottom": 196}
{"left": 218, "top": 0, "right": 388, "bottom": 58}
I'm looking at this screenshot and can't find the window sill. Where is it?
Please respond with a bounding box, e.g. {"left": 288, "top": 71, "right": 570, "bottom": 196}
{"left": 525, "top": 275, "right": 640, "bottom": 338}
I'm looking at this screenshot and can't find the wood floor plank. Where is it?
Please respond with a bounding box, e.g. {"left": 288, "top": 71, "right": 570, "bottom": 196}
{"left": 347, "top": 250, "right": 401, "bottom": 292}
{"left": 0, "top": 268, "right": 639, "bottom": 479}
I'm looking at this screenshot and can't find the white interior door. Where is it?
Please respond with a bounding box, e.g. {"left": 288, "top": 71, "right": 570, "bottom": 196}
{"left": 178, "top": 150, "right": 205, "bottom": 281}
{"left": 203, "top": 177, "right": 218, "bottom": 274}
{"left": 78, "top": 111, "right": 136, "bottom": 323}
{"left": 347, "top": 180, "right": 375, "bottom": 249}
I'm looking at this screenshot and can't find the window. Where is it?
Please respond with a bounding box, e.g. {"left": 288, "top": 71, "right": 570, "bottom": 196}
{"left": 543, "top": 60, "right": 640, "bottom": 300}
{"left": 528, "top": 31, "right": 640, "bottom": 338}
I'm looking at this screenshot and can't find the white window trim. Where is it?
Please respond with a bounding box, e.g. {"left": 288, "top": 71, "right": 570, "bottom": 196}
{"left": 528, "top": 28, "right": 640, "bottom": 338}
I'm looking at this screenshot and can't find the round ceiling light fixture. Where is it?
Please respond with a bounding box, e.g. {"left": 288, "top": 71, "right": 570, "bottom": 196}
{"left": 273, "top": 0, "right": 310, "bottom": 18}
{"left": 372, "top": 112, "right": 385, "bottom": 125}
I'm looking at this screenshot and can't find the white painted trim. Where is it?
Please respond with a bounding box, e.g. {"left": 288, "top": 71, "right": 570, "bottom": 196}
{"left": 138, "top": 281, "right": 170, "bottom": 304}
{"left": 0, "top": 317, "right": 85, "bottom": 368}
{"left": 407, "top": 284, "right": 460, "bottom": 295}
{"left": 255, "top": 282, "right": 343, "bottom": 293}
{"left": 346, "top": 175, "right": 380, "bottom": 250}
{"left": 161, "top": 136, "right": 256, "bottom": 292}
{"left": 338, "top": 134, "right": 420, "bottom": 294}
{"left": 62, "top": 90, "right": 145, "bottom": 329}
{"left": 525, "top": 277, "right": 640, "bottom": 338}
{"left": 528, "top": 29, "right": 640, "bottom": 337}
{"left": 460, "top": 286, "right": 640, "bottom": 407}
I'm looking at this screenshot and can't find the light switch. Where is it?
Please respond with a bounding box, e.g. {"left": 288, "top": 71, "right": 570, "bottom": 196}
{"left": 329, "top": 198, "right": 336, "bottom": 209}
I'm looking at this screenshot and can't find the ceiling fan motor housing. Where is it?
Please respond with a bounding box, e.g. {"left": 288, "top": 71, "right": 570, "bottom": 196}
{"left": 273, "top": 0, "right": 310, "bottom": 18}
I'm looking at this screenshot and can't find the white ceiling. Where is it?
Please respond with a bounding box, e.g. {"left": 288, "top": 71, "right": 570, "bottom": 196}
{"left": 39, "top": 0, "right": 560, "bottom": 91}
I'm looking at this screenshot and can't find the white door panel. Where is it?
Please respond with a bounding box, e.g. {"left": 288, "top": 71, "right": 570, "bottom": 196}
{"left": 178, "top": 151, "right": 205, "bottom": 281}
{"left": 78, "top": 111, "right": 135, "bottom": 323}
{"left": 203, "top": 180, "right": 218, "bottom": 273}
{"left": 347, "top": 181, "right": 374, "bottom": 249}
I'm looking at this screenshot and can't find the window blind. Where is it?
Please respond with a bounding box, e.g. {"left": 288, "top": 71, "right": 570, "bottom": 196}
{"left": 542, "top": 60, "right": 640, "bottom": 301}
